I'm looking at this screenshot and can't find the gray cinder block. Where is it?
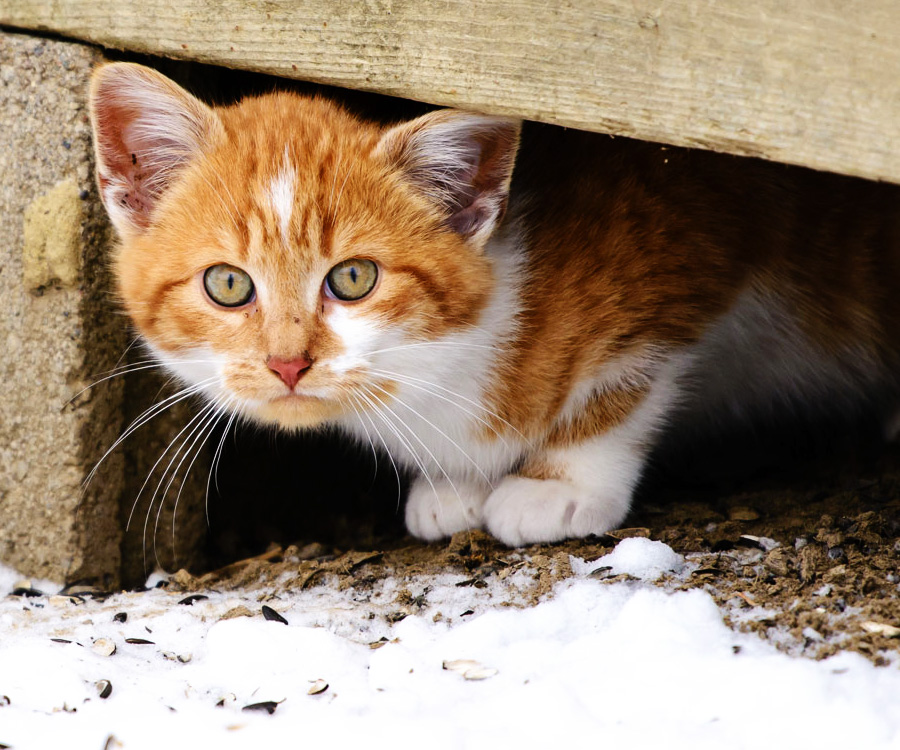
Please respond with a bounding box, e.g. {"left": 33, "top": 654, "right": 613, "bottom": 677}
{"left": 1, "top": 31, "right": 209, "bottom": 587}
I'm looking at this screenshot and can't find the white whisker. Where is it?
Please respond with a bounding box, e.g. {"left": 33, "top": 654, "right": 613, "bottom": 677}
{"left": 347, "top": 391, "right": 403, "bottom": 507}
{"left": 206, "top": 407, "right": 240, "bottom": 527}
{"left": 368, "top": 381, "right": 493, "bottom": 488}
{"left": 356, "top": 385, "right": 440, "bottom": 503}
{"left": 366, "top": 340, "right": 499, "bottom": 357}
{"left": 125, "top": 394, "right": 217, "bottom": 533}
{"left": 370, "top": 368, "right": 517, "bottom": 448}
{"left": 142, "top": 399, "right": 220, "bottom": 570}
{"left": 358, "top": 385, "right": 464, "bottom": 516}
{"left": 86, "top": 376, "right": 219, "bottom": 489}
{"left": 68, "top": 360, "right": 218, "bottom": 406}
{"left": 164, "top": 397, "right": 234, "bottom": 566}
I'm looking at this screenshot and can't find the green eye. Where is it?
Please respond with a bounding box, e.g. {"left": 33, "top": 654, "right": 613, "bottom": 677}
{"left": 326, "top": 258, "right": 378, "bottom": 301}
{"left": 203, "top": 264, "right": 255, "bottom": 307}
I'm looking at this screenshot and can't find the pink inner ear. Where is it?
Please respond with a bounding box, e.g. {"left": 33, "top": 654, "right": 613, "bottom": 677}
{"left": 90, "top": 64, "right": 215, "bottom": 235}
{"left": 92, "top": 90, "right": 156, "bottom": 230}
{"left": 447, "top": 198, "right": 493, "bottom": 237}
{"left": 379, "top": 111, "right": 521, "bottom": 247}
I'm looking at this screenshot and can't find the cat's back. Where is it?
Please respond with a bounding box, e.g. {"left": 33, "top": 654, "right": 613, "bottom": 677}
{"left": 496, "top": 124, "right": 900, "bottom": 430}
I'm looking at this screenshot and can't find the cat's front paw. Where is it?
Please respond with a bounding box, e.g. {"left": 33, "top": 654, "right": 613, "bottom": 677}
{"left": 482, "top": 476, "right": 631, "bottom": 546}
{"left": 405, "top": 476, "right": 492, "bottom": 541}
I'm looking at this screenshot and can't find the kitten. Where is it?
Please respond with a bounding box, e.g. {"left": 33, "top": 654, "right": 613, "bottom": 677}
{"left": 89, "top": 62, "right": 900, "bottom": 547}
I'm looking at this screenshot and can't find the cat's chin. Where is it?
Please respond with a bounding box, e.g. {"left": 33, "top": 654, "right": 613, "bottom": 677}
{"left": 250, "top": 395, "right": 342, "bottom": 430}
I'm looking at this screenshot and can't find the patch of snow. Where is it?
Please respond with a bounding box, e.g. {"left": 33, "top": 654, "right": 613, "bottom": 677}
{"left": 3, "top": 539, "right": 900, "bottom": 749}
{"left": 570, "top": 537, "right": 685, "bottom": 580}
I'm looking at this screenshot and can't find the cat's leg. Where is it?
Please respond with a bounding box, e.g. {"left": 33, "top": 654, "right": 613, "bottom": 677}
{"left": 482, "top": 380, "right": 673, "bottom": 546}
{"left": 405, "top": 475, "right": 492, "bottom": 540}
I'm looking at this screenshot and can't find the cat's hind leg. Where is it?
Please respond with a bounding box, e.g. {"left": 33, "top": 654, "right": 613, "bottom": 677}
{"left": 405, "top": 475, "right": 492, "bottom": 540}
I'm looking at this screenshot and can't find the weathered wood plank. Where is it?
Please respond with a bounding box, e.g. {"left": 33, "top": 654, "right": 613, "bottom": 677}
{"left": 2, "top": 1, "right": 898, "bottom": 183}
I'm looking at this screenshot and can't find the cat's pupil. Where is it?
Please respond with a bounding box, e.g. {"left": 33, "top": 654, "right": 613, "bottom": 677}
{"left": 227, "top": 274, "right": 235, "bottom": 290}
{"left": 349, "top": 267, "right": 358, "bottom": 283}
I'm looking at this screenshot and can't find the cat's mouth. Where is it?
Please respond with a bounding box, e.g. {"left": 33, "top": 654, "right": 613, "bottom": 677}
{"left": 250, "top": 389, "right": 344, "bottom": 429}
{"left": 270, "top": 392, "right": 326, "bottom": 404}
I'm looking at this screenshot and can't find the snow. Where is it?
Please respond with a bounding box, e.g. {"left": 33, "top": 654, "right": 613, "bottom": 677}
{"left": 569, "top": 536, "right": 685, "bottom": 580}
{"left": 3, "top": 541, "right": 900, "bottom": 750}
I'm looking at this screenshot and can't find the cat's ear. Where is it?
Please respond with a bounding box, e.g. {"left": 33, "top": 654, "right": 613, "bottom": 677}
{"left": 89, "top": 62, "right": 221, "bottom": 238}
{"left": 376, "top": 110, "right": 521, "bottom": 250}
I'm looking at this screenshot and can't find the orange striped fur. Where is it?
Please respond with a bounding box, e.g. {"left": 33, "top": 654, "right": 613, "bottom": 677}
{"left": 90, "top": 63, "right": 900, "bottom": 546}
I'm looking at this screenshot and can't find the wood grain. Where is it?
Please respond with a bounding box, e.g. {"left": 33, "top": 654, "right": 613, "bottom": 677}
{"left": 2, "top": 0, "right": 898, "bottom": 183}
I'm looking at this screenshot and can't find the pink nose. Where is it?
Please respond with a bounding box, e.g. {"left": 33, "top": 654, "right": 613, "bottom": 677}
{"left": 267, "top": 355, "right": 311, "bottom": 390}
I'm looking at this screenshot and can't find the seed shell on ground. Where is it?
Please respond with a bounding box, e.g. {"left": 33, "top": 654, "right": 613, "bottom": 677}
{"left": 308, "top": 679, "right": 329, "bottom": 695}
{"left": 242, "top": 700, "right": 281, "bottom": 715}
{"left": 261, "top": 605, "right": 288, "bottom": 624}
{"left": 91, "top": 638, "right": 117, "bottom": 657}
{"left": 178, "top": 594, "right": 209, "bottom": 606}
{"left": 462, "top": 667, "right": 499, "bottom": 681}
{"left": 96, "top": 680, "right": 113, "bottom": 699}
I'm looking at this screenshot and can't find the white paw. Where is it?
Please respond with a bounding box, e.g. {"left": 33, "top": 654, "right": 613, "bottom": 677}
{"left": 404, "top": 476, "right": 491, "bottom": 541}
{"left": 482, "top": 476, "right": 631, "bottom": 546}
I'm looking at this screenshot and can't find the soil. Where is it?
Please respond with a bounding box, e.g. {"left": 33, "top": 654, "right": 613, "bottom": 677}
{"left": 180, "top": 426, "right": 900, "bottom": 666}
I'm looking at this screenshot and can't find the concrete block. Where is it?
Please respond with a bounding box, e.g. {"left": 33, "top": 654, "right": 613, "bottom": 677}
{"left": 0, "top": 30, "right": 126, "bottom": 586}
{"left": 0, "top": 31, "right": 210, "bottom": 586}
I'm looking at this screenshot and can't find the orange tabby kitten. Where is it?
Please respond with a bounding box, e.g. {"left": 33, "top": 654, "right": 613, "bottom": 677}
{"left": 89, "top": 62, "right": 900, "bottom": 546}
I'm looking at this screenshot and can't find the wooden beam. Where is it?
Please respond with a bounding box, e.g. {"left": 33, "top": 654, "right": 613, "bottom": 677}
{"left": 2, "top": 1, "right": 898, "bottom": 184}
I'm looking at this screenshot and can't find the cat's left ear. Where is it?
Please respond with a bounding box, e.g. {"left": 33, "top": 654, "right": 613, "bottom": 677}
{"left": 376, "top": 110, "right": 521, "bottom": 251}
{"left": 89, "top": 62, "right": 222, "bottom": 239}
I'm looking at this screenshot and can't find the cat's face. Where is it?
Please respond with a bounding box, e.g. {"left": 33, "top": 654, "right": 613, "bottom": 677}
{"left": 90, "top": 64, "right": 520, "bottom": 429}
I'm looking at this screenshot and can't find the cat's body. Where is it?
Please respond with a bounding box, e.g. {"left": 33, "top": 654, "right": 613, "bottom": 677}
{"left": 90, "top": 63, "right": 900, "bottom": 546}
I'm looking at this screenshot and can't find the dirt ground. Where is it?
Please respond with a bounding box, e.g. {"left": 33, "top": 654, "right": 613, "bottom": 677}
{"left": 174, "top": 424, "right": 900, "bottom": 666}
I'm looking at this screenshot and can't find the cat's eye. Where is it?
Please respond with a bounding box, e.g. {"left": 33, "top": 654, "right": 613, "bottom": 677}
{"left": 203, "top": 264, "right": 255, "bottom": 307}
{"left": 325, "top": 258, "right": 378, "bottom": 301}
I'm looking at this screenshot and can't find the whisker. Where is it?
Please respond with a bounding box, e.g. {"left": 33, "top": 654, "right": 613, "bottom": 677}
{"left": 124, "top": 392, "right": 218, "bottom": 532}
{"left": 66, "top": 360, "right": 218, "bottom": 407}
{"left": 164, "top": 397, "right": 234, "bottom": 566}
{"left": 341, "top": 392, "right": 380, "bottom": 486}
{"left": 348, "top": 391, "right": 403, "bottom": 508}
{"left": 332, "top": 161, "right": 356, "bottom": 216}
{"left": 142, "top": 399, "right": 220, "bottom": 570}
{"left": 370, "top": 367, "right": 530, "bottom": 444}
{"left": 366, "top": 340, "right": 499, "bottom": 357}
{"left": 367, "top": 381, "right": 493, "bottom": 488}
{"left": 205, "top": 169, "right": 244, "bottom": 236}
{"left": 356, "top": 385, "right": 440, "bottom": 502}
{"left": 359, "top": 384, "right": 462, "bottom": 507}
{"left": 370, "top": 368, "right": 514, "bottom": 448}
{"left": 206, "top": 406, "right": 240, "bottom": 527}
{"left": 328, "top": 152, "right": 343, "bottom": 214}
{"left": 86, "top": 377, "right": 219, "bottom": 489}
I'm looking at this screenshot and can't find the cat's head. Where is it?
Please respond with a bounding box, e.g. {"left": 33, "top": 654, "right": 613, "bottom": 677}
{"left": 89, "top": 63, "right": 520, "bottom": 429}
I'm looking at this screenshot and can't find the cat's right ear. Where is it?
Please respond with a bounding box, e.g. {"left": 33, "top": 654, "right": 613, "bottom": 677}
{"left": 89, "top": 63, "right": 221, "bottom": 238}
